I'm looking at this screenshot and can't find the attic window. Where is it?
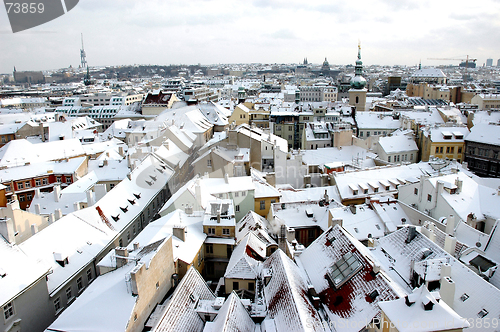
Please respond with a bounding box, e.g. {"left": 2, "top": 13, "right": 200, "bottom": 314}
{"left": 478, "top": 309, "right": 488, "bottom": 318}
{"left": 326, "top": 252, "right": 362, "bottom": 289}
{"left": 423, "top": 300, "right": 434, "bottom": 311}
{"left": 133, "top": 193, "right": 141, "bottom": 199}
{"left": 156, "top": 167, "right": 164, "bottom": 174}
{"left": 375, "top": 225, "right": 381, "bottom": 230}
{"left": 112, "top": 215, "right": 120, "bottom": 222}
{"left": 460, "top": 293, "right": 469, "bottom": 302}
{"left": 368, "top": 289, "right": 379, "bottom": 301}
{"left": 145, "top": 180, "right": 153, "bottom": 186}
{"left": 120, "top": 206, "right": 128, "bottom": 213}
{"left": 128, "top": 199, "right": 136, "bottom": 205}
{"left": 0, "top": 268, "right": 6, "bottom": 278}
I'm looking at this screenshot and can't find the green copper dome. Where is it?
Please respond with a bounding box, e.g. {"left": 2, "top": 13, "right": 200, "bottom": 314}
{"left": 351, "top": 43, "right": 367, "bottom": 89}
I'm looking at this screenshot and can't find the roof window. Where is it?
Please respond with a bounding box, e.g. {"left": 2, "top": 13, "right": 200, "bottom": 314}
{"left": 326, "top": 252, "right": 363, "bottom": 289}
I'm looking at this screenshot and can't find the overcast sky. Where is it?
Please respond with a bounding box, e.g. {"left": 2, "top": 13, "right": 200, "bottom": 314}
{"left": 1, "top": 0, "right": 499, "bottom": 74}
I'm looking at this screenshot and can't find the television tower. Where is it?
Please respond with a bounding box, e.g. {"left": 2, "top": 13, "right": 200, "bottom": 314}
{"left": 80, "top": 33, "right": 87, "bottom": 69}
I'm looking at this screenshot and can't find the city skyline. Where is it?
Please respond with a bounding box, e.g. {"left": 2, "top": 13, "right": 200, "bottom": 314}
{"left": 1, "top": 0, "right": 500, "bottom": 74}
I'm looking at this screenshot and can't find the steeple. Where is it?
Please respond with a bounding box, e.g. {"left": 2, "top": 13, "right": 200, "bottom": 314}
{"left": 351, "top": 42, "right": 367, "bottom": 89}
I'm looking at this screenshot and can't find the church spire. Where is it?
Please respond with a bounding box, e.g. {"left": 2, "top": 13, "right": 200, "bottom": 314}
{"left": 351, "top": 41, "right": 367, "bottom": 89}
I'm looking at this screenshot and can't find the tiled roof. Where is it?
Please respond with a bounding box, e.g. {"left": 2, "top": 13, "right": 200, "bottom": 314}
{"left": 207, "top": 292, "right": 255, "bottom": 332}
{"left": 153, "top": 267, "right": 215, "bottom": 332}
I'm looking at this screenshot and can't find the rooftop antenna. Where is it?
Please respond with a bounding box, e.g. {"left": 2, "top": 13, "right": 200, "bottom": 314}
{"left": 80, "top": 33, "right": 87, "bottom": 69}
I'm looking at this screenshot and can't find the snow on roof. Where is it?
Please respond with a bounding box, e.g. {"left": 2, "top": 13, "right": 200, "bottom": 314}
{"left": 153, "top": 141, "right": 189, "bottom": 169}
{"left": 0, "top": 238, "right": 51, "bottom": 306}
{"left": 19, "top": 213, "right": 115, "bottom": 295}
{"left": 411, "top": 68, "right": 446, "bottom": 78}
{"left": 378, "top": 285, "right": 469, "bottom": 332}
{"left": 0, "top": 156, "right": 86, "bottom": 183}
{"left": 272, "top": 201, "right": 334, "bottom": 231}
{"left": 153, "top": 267, "right": 215, "bottom": 332}
{"left": 297, "top": 226, "right": 400, "bottom": 332}
{"left": 301, "top": 146, "right": 377, "bottom": 168}
{"left": 378, "top": 136, "right": 418, "bottom": 154}
{"left": 206, "top": 292, "right": 256, "bottom": 332}
{"left": 262, "top": 250, "right": 325, "bottom": 331}
{"left": 466, "top": 123, "right": 500, "bottom": 146}
{"left": 426, "top": 126, "right": 469, "bottom": 143}
{"left": 279, "top": 186, "right": 342, "bottom": 205}
{"left": 236, "top": 211, "right": 276, "bottom": 246}
{"left": 355, "top": 112, "right": 402, "bottom": 130}
{"left": 334, "top": 164, "right": 423, "bottom": 201}
{"left": 399, "top": 109, "right": 445, "bottom": 126}
{"left": 47, "top": 263, "right": 138, "bottom": 332}
{"left": 372, "top": 226, "right": 500, "bottom": 331}
{"left": 224, "top": 233, "right": 266, "bottom": 280}
{"left": 88, "top": 158, "right": 129, "bottom": 182}
{"left": 252, "top": 170, "right": 280, "bottom": 198}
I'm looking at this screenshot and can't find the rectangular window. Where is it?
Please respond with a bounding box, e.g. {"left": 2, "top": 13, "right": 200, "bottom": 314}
{"left": 260, "top": 200, "right": 265, "bottom": 210}
{"left": 27, "top": 193, "right": 32, "bottom": 201}
{"left": 65, "top": 176, "right": 72, "bottom": 183}
{"left": 6, "top": 185, "right": 11, "bottom": 192}
{"left": 17, "top": 182, "right": 23, "bottom": 190}
{"left": 427, "top": 194, "right": 432, "bottom": 202}
{"left": 223, "top": 228, "right": 230, "bottom": 235}
{"left": 35, "top": 179, "right": 41, "bottom": 186}
{"left": 439, "top": 147, "right": 443, "bottom": 154}
{"left": 235, "top": 205, "right": 240, "bottom": 212}
{"left": 242, "top": 191, "right": 246, "bottom": 196}
{"left": 54, "top": 297, "right": 61, "bottom": 312}
{"left": 207, "top": 159, "right": 212, "bottom": 167}
{"left": 208, "top": 227, "right": 215, "bottom": 235}
{"left": 66, "top": 287, "right": 72, "bottom": 301}
{"left": 446, "top": 147, "right": 450, "bottom": 153}
{"left": 450, "top": 147, "right": 454, "bottom": 154}
{"left": 87, "top": 269, "right": 93, "bottom": 282}
{"left": 435, "top": 147, "right": 439, "bottom": 154}
{"left": 56, "top": 176, "right": 62, "bottom": 183}
{"left": 42, "top": 178, "right": 48, "bottom": 185}
{"left": 233, "top": 281, "right": 239, "bottom": 290}
{"left": 414, "top": 188, "right": 418, "bottom": 195}
{"left": 77, "top": 277, "right": 83, "bottom": 291}
{"left": 308, "top": 229, "right": 315, "bottom": 239}
{"left": 234, "top": 191, "right": 239, "bottom": 197}
{"left": 206, "top": 243, "right": 213, "bottom": 254}
{"left": 458, "top": 147, "right": 462, "bottom": 154}
{"left": 248, "top": 282, "right": 255, "bottom": 292}
{"left": 388, "top": 156, "right": 391, "bottom": 162}
{"left": 3, "top": 302, "right": 14, "bottom": 320}
{"left": 25, "top": 181, "right": 31, "bottom": 188}
{"left": 19, "top": 195, "right": 25, "bottom": 202}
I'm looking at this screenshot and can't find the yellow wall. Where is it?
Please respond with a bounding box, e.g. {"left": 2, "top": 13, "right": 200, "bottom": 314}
{"left": 203, "top": 225, "right": 236, "bottom": 238}
{"left": 224, "top": 278, "right": 256, "bottom": 295}
{"left": 254, "top": 196, "right": 279, "bottom": 217}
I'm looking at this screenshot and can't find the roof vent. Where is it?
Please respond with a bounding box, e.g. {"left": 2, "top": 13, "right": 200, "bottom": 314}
{"left": 406, "top": 226, "right": 417, "bottom": 243}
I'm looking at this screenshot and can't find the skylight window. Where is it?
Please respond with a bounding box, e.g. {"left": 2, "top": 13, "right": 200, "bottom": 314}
{"left": 460, "top": 293, "right": 469, "bottom": 302}
{"left": 326, "top": 252, "right": 363, "bottom": 289}
{"left": 478, "top": 309, "right": 488, "bottom": 318}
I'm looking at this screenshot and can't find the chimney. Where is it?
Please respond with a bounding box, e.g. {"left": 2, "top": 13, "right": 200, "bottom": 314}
{"left": 133, "top": 242, "right": 140, "bottom": 251}
{"left": 406, "top": 226, "right": 417, "bottom": 243}
{"left": 53, "top": 184, "right": 61, "bottom": 202}
{"left": 48, "top": 213, "right": 55, "bottom": 224}
{"left": 440, "top": 276, "right": 455, "bottom": 309}
{"left": 118, "top": 146, "right": 124, "bottom": 157}
{"left": 455, "top": 178, "right": 462, "bottom": 193}
{"left": 195, "top": 180, "right": 202, "bottom": 209}
{"left": 54, "top": 208, "right": 63, "bottom": 220}
{"left": 266, "top": 172, "right": 276, "bottom": 187}
{"left": 445, "top": 215, "right": 455, "bottom": 235}
{"left": 224, "top": 173, "right": 229, "bottom": 184}
{"left": 0, "top": 218, "right": 15, "bottom": 244}
{"left": 35, "top": 203, "right": 41, "bottom": 215}
{"left": 217, "top": 212, "right": 221, "bottom": 224}
{"left": 73, "top": 202, "right": 80, "bottom": 211}
{"left": 39, "top": 123, "right": 45, "bottom": 142}
{"left": 436, "top": 181, "right": 444, "bottom": 195}
{"left": 444, "top": 235, "right": 457, "bottom": 255}
{"left": 94, "top": 184, "right": 107, "bottom": 201}
{"left": 115, "top": 247, "right": 129, "bottom": 268}
{"left": 165, "top": 141, "right": 169, "bottom": 150}
{"left": 103, "top": 159, "right": 108, "bottom": 166}
{"left": 34, "top": 188, "right": 41, "bottom": 199}
{"left": 31, "top": 224, "right": 38, "bottom": 235}
{"left": 86, "top": 190, "right": 95, "bottom": 207}
{"left": 173, "top": 226, "right": 186, "bottom": 242}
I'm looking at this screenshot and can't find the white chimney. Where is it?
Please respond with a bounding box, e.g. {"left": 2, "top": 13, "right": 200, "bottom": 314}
{"left": 48, "top": 213, "right": 55, "bottom": 224}
{"left": 53, "top": 184, "right": 61, "bottom": 202}
{"left": 86, "top": 190, "right": 95, "bottom": 207}
{"left": 31, "top": 224, "right": 38, "bottom": 235}
{"left": 73, "top": 202, "right": 80, "bottom": 211}
{"left": 440, "top": 276, "right": 455, "bottom": 309}
{"left": 133, "top": 242, "right": 140, "bottom": 251}
{"left": 195, "top": 180, "right": 202, "bottom": 209}
{"left": 446, "top": 215, "right": 455, "bottom": 235}
{"left": 444, "top": 235, "right": 457, "bottom": 255}
{"left": 34, "top": 188, "right": 41, "bottom": 199}
{"left": 35, "top": 204, "right": 41, "bottom": 215}
{"left": 94, "top": 184, "right": 107, "bottom": 202}
{"left": 54, "top": 209, "right": 63, "bottom": 220}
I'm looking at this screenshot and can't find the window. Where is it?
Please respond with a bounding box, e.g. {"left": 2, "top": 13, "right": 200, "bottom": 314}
{"left": 25, "top": 181, "right": 31, "bottom": 188}
{"left": 156, "top": 281, "right": 160, "bottom": 289}
{"left": 66, "top": 287, "right": 72, "bottom": 301}
{"left": 308, "top": 229, "right": 315, "bottom": 239}
{"left": 234, "top": 191, "right": 239, "bottom": 198}
{"left": 42, "top": 178, "right": 48, "bottom": 185}
{"left": 6, "top": 185, "right": 11, "bottom": 192}
{"left": 414, "top": 188, "right": 418, "bottom": 195}
{"left": 222, "top": 228, "right": 230, "bottom": 235}
{"left": 19, "top": 195, "right": 25, "bottom": 202}
{"left": 450, "top": 147, "right": 454, "bottom": 154}
{"left": 17, "top": 182, "right": 23, "bottom": 190}
{"left": 206, "top": 243, "right": 213, "bottom": 254}
{"left": 56, "top": 176, "right": 62, "bottom": 183}
{"left": 208, "top": 227, "right": 215, "bottom": 235}
{"left": 260, "top": 200, "right": 265, "bottom": 210}
{"left": 87, "top": 269, "right": 93, "bottom": 282}
{"left": 446, "top": 147, "right": 450, "bottom": 153}
{"left": 207, "top": 159, "right": 212, "bottom": 167}
{"left": 27, "top": 193, "right": 32, "bottom": 201}
{"left": 458, "top": 147, "right": 462, "bottom": 154}
{"left": 439, "top": 147, "right": 443, "bottom": 154}
{"left": 241, "top": 191, "right": 246, "bottom": 196}
{"left": 388, "top": 156, "right": 391, "bottom": 162}
{"left": 248, "top": 282, "right": 255, "bottom": 292}
{"left": 233, "top": 281, "right": 239, "bottom": 290}
{"left": 427, "top": 194, "right": 432, "bottom": 202}
{"left": 65, "top": 176, "right": 72, "bottom": 183}
{"left": 235, "top": 205, "right": 240, "bottom": 212}
{"left": 326, "top": 252, "right": 362, "bottom": 289}
{"left": 77, "top": 277, "right": 83, "bottom": 291}
{"left": 54, "top": 297, "right": 61, "bottom": 312}
{"left": 3, "top": 302, "right": 14, "bottom": 320}
{"left": 35, "top": 179, "right": 41, "bottom": 186}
